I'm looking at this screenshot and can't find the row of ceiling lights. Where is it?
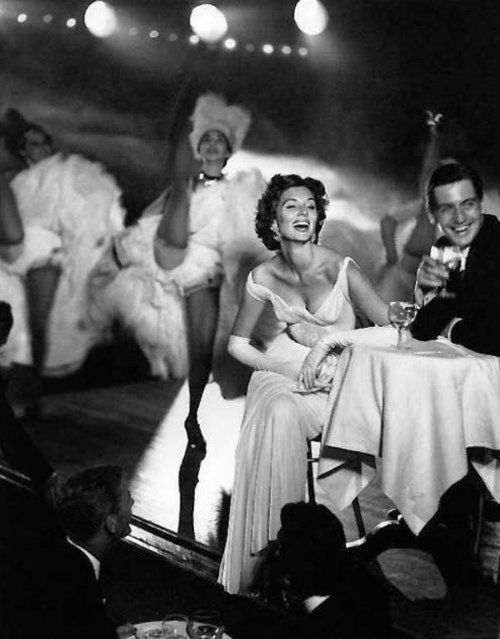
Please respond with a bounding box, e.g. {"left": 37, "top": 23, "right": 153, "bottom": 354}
{"left": 10, "top": 1, "right": 329, "bottom": 58}
{"left": 82, "top": 1, "right": 328, "bottom": 40}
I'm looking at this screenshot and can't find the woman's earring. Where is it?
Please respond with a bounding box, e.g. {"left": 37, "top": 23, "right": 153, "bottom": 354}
{"left": 271, "top": 222, "right": 282, "bottom": 243}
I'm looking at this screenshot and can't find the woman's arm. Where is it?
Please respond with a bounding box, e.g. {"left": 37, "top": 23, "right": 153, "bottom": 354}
{"left": 347, "top": 261, "right": 389, "bottom": 326}
{"left": 227, "top": 283, "right": 268, "bottom": 369}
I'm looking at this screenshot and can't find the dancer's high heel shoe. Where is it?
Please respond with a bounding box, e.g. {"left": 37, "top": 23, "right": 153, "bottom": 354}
{"left": 184, "top": 416, "right": 206, "bottom": 449}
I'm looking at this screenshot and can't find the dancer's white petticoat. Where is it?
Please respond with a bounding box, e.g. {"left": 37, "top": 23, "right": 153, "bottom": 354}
{"left": 89, "top": 169, "right": 268, "bottom": 384}
{"left": 0, "top": 154, "right": 125, "bottom": 374}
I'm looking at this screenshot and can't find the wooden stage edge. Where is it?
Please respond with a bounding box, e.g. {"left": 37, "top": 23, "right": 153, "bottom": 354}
{"left": 0, "top": 464, "right": 220, "bottom": 583}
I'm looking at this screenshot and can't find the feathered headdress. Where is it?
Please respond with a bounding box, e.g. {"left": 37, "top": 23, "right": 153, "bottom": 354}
{"left": 189, "top": 93, "right": 251, "bottom": 159}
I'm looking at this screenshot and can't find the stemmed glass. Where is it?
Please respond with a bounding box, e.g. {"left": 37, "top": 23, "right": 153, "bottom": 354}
{"left": 186, "top": 611, "right": 224, "bottom": 639}
{"left": 388, "top": 301, "right": 418, "bottom": 349}
{"left": 430, "top": 245, "right": 462, "bottom": 298}
{"left": 162, "top": 614, "right": 189, "bottom": 639}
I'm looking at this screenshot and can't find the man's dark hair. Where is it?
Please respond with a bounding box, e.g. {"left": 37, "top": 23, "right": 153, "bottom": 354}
{"left": 277, "top": 502, "right": 347, "bottom": 598}
{"left": 54, "top": 465, "right": 125, "bottom": 542}
{"left": 426, "top": 162, "right": 483, "bottom": 212}
{"left": 255, "top": 174, "right": 328, "bottom": 251}
{"left": 0, "top": 301, "right": 13, "bottom": 345}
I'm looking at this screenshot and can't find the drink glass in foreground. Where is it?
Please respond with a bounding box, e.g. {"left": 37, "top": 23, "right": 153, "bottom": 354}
{"left": 162, "top": 614, "right": 189, "bottom": 639}
{"left": 388, "top": 301, "right": 418, "bottom": 348}
{"left": 186, "top": 611, "right": 224, "bottom": 639}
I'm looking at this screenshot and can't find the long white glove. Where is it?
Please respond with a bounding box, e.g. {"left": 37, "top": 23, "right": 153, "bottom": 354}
{"left": 298, "top": 326, "right": 398, "bottom": 390}
{"left": 228, "top": 334, "right": 308, "bottom": 380}
{"left": 228, "top": 335, "right": 268, "bottom": 371}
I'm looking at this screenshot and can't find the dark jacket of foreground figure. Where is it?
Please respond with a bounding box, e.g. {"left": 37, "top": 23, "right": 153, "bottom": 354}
{"left": 5, "top": 538, "right": 118, "bottom": 639}
{"left": 411, "top": 214, "right": 500, "bottom": 356}
{"left": 295, "top": 562, "right": 400, "bottom": 639}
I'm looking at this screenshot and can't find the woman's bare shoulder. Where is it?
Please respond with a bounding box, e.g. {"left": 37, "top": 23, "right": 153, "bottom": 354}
{"left": 252, "top": 255, "right": 280, "bottom": 286}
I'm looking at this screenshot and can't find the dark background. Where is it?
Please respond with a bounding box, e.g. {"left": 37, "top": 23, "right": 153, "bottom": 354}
{"left": 0, "top": 0, "right": 499, "bottom": 221}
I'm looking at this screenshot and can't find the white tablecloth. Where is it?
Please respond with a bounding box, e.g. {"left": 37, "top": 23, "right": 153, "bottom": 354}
{"left": 318, "top": 338, "right": 500, "bottom": 534}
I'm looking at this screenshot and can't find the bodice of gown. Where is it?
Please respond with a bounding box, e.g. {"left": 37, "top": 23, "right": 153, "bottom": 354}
{"left": 246, "top": 256, "right": 357, "bottom": 349}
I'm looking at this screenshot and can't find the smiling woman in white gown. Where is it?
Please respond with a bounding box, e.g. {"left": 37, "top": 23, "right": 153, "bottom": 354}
{"left": 218, "top": 174, "right": 397, "bottom": 594}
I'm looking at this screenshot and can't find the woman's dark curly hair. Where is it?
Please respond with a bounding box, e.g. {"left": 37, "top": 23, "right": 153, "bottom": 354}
{"left": 255, "top": 174, "right": 328, "bottom": 251}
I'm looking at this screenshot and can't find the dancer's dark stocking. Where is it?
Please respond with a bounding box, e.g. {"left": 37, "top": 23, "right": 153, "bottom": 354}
{"left": 184, "top": 286, "right": 219, "bottom": 448}
{"left": 25, "top": 264, "right": 61, "bottom": 416}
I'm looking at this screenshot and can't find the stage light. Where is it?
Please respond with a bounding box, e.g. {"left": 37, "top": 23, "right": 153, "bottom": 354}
{"left": 149, "top": 29, "right": 159, "bottom": 38}
{"left": 224, "top": 38, "right": 236, "bottom": 50}
{"left": 189, "top": 34, "right": 200, "bottom": 45}
{"left": 298, "top": 46, "right": 308, "bottom": 56}
{"left": 84, "top": 1, "right": 117, "bottom": 39}
{"left": 281, "top": 45, "right": 292, "bottom": 55}
{"left": 66, "top": 18, "right": 77, "bottom": 28}
{"left": 43, "top": 14, "right": 53, "bottom": 24}
{"left": 262, "top": 43, "right": 274, "bottom": 55}
{"left": 189, "top": 4, "right": 227, "bottom": 43}
{"left": 294, "top": 0, "right": 329, "bottom": 36}
{"left": 17, "top": 13, "right": 27, "bottom": 23}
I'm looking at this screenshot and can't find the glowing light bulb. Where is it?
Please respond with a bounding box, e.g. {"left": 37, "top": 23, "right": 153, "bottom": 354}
{"left": 189, "top": 4, "right": 228, "bottom": 43}
{"left": 224, "top": 38, "right": 236, "bottom": 50}
{"left": 66, "top": 18, "right": 77, "bottom": 28}
{"left": 84, "top": 1, "right": 117, "bottom": 39}
{"left": 17, "top": 13, "right": 28, "bottom": 23}
{"left": 294, "top": 0, "right": 329, "bottom": 36}
{"left": 262, "top": 43, "right": 274, "bottom": 55}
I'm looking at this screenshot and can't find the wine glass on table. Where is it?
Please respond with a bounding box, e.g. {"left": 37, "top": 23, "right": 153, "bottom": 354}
{"left": 388, "top": 301, "right": 418, "bottom": 349}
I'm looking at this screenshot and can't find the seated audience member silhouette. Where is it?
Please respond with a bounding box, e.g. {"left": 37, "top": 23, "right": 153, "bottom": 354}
{"left": 411, "top": 162, "right": 500, "bottom": 355}
{"left": 0, "top": 300, "right": 54, "bottom": 488}
{"left": 5, "top": 465, "right": 134, "bottom": 639}
{"left": 276, "top": 502, "right": 399, "bottom": 639}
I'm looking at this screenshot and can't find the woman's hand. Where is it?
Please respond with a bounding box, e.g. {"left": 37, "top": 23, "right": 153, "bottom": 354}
{"left": 298, "top": 341, "right": 330, "bottom": 390}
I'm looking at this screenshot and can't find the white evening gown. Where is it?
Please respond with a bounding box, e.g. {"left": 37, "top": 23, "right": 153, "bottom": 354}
{"left": 219, "top": 256, "right": 357, "bottom": 594}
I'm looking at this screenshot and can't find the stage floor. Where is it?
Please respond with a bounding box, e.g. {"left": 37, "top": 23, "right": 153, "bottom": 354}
{"left": 18, "top": 377, "right": 499, "bottom": 637}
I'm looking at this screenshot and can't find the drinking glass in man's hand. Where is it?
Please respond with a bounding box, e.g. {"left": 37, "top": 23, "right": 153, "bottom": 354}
{"left": 430, "top": 245, "right": 462, "bottom": 298}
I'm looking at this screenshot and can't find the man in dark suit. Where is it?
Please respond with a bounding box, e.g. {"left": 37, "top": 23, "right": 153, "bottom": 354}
{"left": 411, "top": 162, "right": 500, "bottom": 355}
{"left": 406, "top": 162, "right": 500, "bottom": 592}
{"left": 0, "top": 300, "right": 54, "bottom": 488}
{"left": 4, "top": 464, "right": 134, "bottom": 639}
